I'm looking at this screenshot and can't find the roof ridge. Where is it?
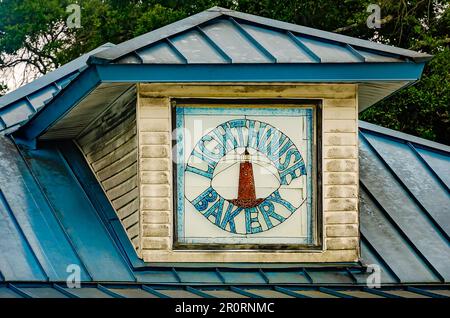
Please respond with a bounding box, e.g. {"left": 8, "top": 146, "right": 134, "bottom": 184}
{"left": 206, "top": 6, "right": 234, "bottom": 12}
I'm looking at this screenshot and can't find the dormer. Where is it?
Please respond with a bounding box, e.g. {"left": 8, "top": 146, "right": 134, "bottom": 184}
{"left": 4, "top": 7, "right": 431, "bottom": 264}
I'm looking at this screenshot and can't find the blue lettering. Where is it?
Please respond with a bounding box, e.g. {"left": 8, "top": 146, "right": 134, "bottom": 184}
{"left": 185, "top": 163, "right": 214, "bottom": 179}
{"left": 229, "top": 119, "right": 246, "bottom": 147}
{"left": 191, "top": 187, "right": 218, "bottom": 212}
{"left": 279, "top": 160, "right": 306, "bottom": 185}
{"left": 245, "top": 208, "right": 262, "bottom": 234}
{"left": 220, "top": 204, "right": 243, "bottom": 233}
{"left": 204, "top": 197, "right": 225, "bottom": 225}
{"left": 277, "top": 148, "right": 301, "bottom": 171}
{"left": 191, "top": 148, "right": 218, "bottom": 167}
{"left": 265, "top": 190, "right": 297, "bottom": 213}
{"left": 258, "top": 200, "right": 285, "bottom": 229}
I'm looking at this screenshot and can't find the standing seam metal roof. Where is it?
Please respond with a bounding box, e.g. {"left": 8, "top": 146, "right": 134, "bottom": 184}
{"left": 89, "top": 7, "right": 432, "bottom": 64}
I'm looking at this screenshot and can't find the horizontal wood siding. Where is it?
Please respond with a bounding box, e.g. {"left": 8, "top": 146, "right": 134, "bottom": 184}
{"left": 77, "top": 95, "right": 139, "bottom": 252}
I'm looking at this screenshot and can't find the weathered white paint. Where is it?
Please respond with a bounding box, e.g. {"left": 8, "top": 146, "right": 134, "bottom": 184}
{"left": 76, "top": 95, "right": 140, "bottom": 251}
{"left": 137, "top": 89, "right": 173, "bottom": 255}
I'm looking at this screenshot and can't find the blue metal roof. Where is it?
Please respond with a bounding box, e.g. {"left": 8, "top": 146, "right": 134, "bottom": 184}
{"left": 358, "top": 122, "right": 450, "bottom": 284}
{"left": 0, "top": 121, "right": 448, "bottom": 292}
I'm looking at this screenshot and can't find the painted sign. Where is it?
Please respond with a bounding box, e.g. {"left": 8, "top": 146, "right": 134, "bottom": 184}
{"left": 176, "top": 106, "right": 313, "bottom": 245}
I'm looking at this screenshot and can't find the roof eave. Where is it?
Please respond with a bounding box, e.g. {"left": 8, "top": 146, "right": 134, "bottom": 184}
{"left": 409, "top": 54, "right": 434, "bottom": 63}
{"left": 13, "top": 61, "right": 424, "bottom": 142}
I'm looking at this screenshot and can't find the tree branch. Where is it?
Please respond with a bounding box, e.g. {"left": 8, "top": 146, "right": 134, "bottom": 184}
{"left": 333, "top": 15, "right": 393, "bottom": 33}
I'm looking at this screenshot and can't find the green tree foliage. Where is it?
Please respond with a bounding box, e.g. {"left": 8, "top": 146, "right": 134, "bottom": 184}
{"left": 358, "top": 1, "right": 450, "bottom": 144}
{"left": 361, "top": 48, "right": 450, "bottom": 143}
{"left": 0, "top": 82, "right": 7, "bottom": 97}
{"left": 0, "top": 0, "right": 448, "bottom": 143}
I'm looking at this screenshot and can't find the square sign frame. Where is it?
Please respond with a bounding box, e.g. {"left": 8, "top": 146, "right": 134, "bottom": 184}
{"left": 173, "top": 101, "right": 319, "bottom": 250}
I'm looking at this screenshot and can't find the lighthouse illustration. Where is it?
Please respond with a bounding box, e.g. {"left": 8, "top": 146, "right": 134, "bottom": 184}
{"left": 230, "top": 148, "right": 265, "bottom": 208}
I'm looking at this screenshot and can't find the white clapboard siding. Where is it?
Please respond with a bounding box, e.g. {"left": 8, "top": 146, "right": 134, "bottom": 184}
{"left": 77, "top": 97, "right": 139, "bottom": 251}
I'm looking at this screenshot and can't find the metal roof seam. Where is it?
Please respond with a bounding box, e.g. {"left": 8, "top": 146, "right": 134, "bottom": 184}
{"left": 229, "top": 286, "right": 262, "bottom": 298}
{"left": 88, "top": 7, "right": 431, "bottom": 63}
{"left": 185, "top": 286, "right": 216, "bottom": 298}
{"left": 52, "top": 81, "right": 62, "bottom": 91}
{"left": 286, "top": 31, "right": 321, "bottom": 63}
{"left": 359, "top": 121, "right": 450, "bottom": 154}
{"left": 406, "top": 142, "right": 450, "bottom": 194}
{"left": 359, "top": 231, "right": 402, "bottom": 283}
{"left": 57, "top": 142, "right": 146, "bottom": 270}
{"left": 97, "top": 284, "right": 126, "bottom": 298}
{"left": 52, "top": 283, "right": 79, "bottom": 298}
{"left": 16, "top": 66, "right": 102, "bottom": 141}
{"left": 301, "top": 269, "right": 314, "bottom": 284}
{"left": 361, "top": 132, "right": 450, "bottom": 243}
{"left": 142, "top": 285, "right": 171, "bottom": 298}
{"left": 132, "top": 51, "right": 144, "bottom": 64}
{"left": 0, "top": 188, "right": 49, "bottom": 282}
{"left": 406, "top": 286, "right": 448, "bottom": 298}
{"left": 345, "top": 44, "right": 367, "bottom": 62}
{"left": 220, "top": 8, "right": 432, "bottom": 62}
{"left": 24, "top": 96, "right": 38, "bottom": 113}
{"left": 344, "top": 268, "right": 359, "bottom": 284}
{"left": 318, "top": 287, "right": 355, "bottom": 298}
{"left": 14, "top": 142, "right": 94, "bottom": 282}
{"left": 360, "top": 179, "right": 445, "bottom": 283}
{"left": 172, "top": 268, "right": 182, "bottom": 283}
{"left": 362, "top": 286, "right": 402, "bottom": 298}
{"left": 195, "top": 25, "right": 233, "bottom": 63}
{"left": 55, "top": 145, "right": 137, "bottom": 281}
{"left": 258, "top": 269, "right": 270, "bottom": 284}
{"left": 0, "top": 42, "right": 112, "bottom": 111}
{"left": 1, "top": 280, "right": 449, "bottom": 298}
{"left": 228, "top": 17, "right": 277, "bottom": 63}
{"left": 7, "top": 283, "right": 33, "bottom": 298}
{"left": 89, "top": 10, "right": 224, "bottom": 63}
{"left": 215, "top": 268, "right": 227, "bottom": 284}
{"left": 165, "top": 39, "right": 188, "bottom": 64}
{"left": 273, "top": 286, "right": 310, "bottom": 298}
